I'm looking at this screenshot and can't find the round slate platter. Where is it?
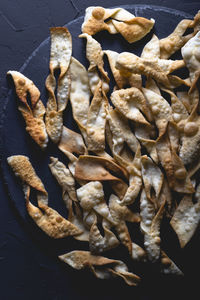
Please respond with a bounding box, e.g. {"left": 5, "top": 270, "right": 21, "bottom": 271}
{"left": 0, "top": 4, "right": 199, "bottom": 288}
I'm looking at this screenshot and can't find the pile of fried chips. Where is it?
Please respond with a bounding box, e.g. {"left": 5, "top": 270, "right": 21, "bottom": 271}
{"left": 7, "top": 6, "right": 200, "bottom": 285}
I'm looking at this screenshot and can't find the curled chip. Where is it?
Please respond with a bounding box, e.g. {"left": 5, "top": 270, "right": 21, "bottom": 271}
{"left": 45, "top": 27, "right": 72, "bottom": 143}
{"left": 7, "top": 71, "right": 48, "bottom": 149}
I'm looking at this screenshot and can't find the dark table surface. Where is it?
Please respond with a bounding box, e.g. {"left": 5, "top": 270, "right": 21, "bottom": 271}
{"left": 0, "top": 0, "right": 200, "bottom": 299}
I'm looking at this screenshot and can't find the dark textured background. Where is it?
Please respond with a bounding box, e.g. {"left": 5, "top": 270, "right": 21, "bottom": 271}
{"left": 0, "top": 1, "right": 200, "bottom": 299}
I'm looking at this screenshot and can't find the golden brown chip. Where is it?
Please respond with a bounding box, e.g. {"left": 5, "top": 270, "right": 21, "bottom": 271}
{"left": 141, "top": 34, "right": 160, "bottom": 59}
{"left": 112, "top": 17, "right": 154, "bottom": 43}
{"left": 104, "top": 50, "right": 142, "bottom": 89}
{"left": 7, "top": 71, "right": 48, "bottom": 149}
{"left": 110, "top": 87, "right": 151, "bottom": 125}
{"left": 116, "top": 52, "right": 188, "bottom": 88}
{"left": 7, "top": 155, "right": 47, "bottom": 195}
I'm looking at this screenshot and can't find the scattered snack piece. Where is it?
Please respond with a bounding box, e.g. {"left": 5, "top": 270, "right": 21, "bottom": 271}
{"left": 7, "top": 71, "right": 48, "bottom": 149}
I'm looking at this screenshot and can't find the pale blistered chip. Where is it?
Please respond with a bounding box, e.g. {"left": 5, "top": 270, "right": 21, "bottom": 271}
{"left": 116, "top": 52, "right": 188, "bottom": 88}
{"left": 110, "top": 87, "right": 151, "bottom": 125}
{"left": 142, "top": 88, "right": 172, "bottom": 135}
{"left": 141, "top": 34, "right": 160, "bottom": 59}
{"left": 89, "top": 217, "right": 119, "bottom": 254}
{"left": 141, "top": 155, "right": 164, "bottom": 201}
{"left": 170, "top": 190, "right": 200, "bottom": 248}
{"left": 7, "top": 71, "right": 48, "bottom": 149}
{"left": 69, "top": 57, "right": 90, "bottom": 141}
{"left": 182, "top": 31, "right": 200, "bottom": 90}
{"left": 111, "top": 17, "right": 154, "bottom": 43}
{"left": 87, "top": 83, "right": 107, "bottom": 152}
{"left": 49, "top": 157, "right": 77, "bottom": 202}
{"left": 104, "top": 50, "right": 142, "bottom": 89}
{"left": 59, "top": 250, "right": 140, "bottom": 285}
{"left": 45, "top": 27, "right": 72, "bottom": 143}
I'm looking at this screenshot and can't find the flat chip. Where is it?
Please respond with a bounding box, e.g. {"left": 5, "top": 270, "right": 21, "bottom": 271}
{"left": 45, "top": 27, "right": 72, "bottom": 143}
{"left": 104, "top": 50, "right": 142, "bottom": 89}
{"left": 141, "top": 34, "right": 160, "bottom": 59}
{"left": 170, "top": 187, "right": 200, "bottom": 248}
{"left": 7, "top": 71, "right": 48, "bottom": 149}
{"left": 116, "top": 52, "right": 188, "bottom": 88}
{"left": 111, "top": 17, "right": 155, "bottom": 43}
{"left": 182, "top": 31, "right": 200, "bottom": 90}
{"left": 59, "top": 250, "right": 140, "bottom": 286}
{"left": 160, "top": 250, "right": 183, "bottom": 275}
{"left": 69, "top": 57, "right": 91, "bottom": 141}
{"left": 110, "top": 87, "right": 151, "bottom": 125}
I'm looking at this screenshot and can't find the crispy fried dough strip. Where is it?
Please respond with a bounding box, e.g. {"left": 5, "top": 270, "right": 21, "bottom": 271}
{"left": 182, "top": 31, "right": 200, "bottom": 91}
{"left": 7, "top": 71, "right": 48, "bottom": 149}
{"left": 45, "top": 27, "right": 72, "bottom": 143}
{"left": 141, "top": 34, "right": 160, "bottom": 59}
{"left": 89, "top": 216, "right": 119, "bottom": 254}
{"left": 160, "top": 19, "right": 193, "bottom": 59}
{"left": 106, "top": 108, "right": 139, "bottom": 168}
{"left": 116, "top": 52, "right": 188, "bottom": 88}
{"left": 156, "top": 128, "right": 194, "bottom": 193}
{"left": 8, "top": 156, "right": 81, "bottom": 238}
{"left": 111, "top": 17, "right": 154, "bottom": 43}
{"left": 140, "top": 189, "right": 165, "bottom": 262}
{"left": 179, "top": 102, "right": 200, "bottom": 166}
{"left": 75, "top": 155, "right": 128, "bottom": 182}
{"left": 69, "top": 57, "right": 91, "bottom": 141}
{"left": 141, "top": 155, "right": 164, "bottom": 202}
{"left": 7, "top": 155, "right": 47, "bottom": 196}
{"left": 120, "top": 146, "right": 142, "bottom": 206}
{"left": 110, "top": 87, "right": 151, "bottom": 125}
{"left": 170, "top": 185, "right": 200, "bottom": 248}
{"left": 87, "top": 82, "right": 107, "bottom": 152}
{"left": 160, "top": 250, "right": 183, "bottom": 275}
{"left": 104, "top": 50, "right": 142, "bottom": 89}
{"left": 59, "top": 250, "right": 140, "bottom": 286}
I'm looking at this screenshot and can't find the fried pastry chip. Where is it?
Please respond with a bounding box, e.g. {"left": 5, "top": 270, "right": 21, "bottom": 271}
{"left": 141, "top": 34, "right": 160, "bottom": 59}
{"left": 81, "top": 6, "right": 134, "bottom": 35}
{"left": 69, "top": 57, "right": 91, "bottom": 141}
{"left": 7, "top": 155, "right": 47, "bottom": 196}
{"left": 120, "top": 146, "right": 142, "bottom": 206}
{"left": 75, "top": 155, "right": 128, "bottom": 182}
{"left": 49, "top": 157, "right": 77, "bottom": 202}
{"left": 116, "top": 52, "right": 188, "bottom": 88}
{"left": 106, "top": 108, "right": 139, "bottom": 168}
{"left": 89, "top": 217, "right": 119, "bottom": 254}
{"left": 110, "top": 87, "right": 151, "bottom": 125}
{"left": 156, "top": 129, "right": 194, "bottom": 193}
{"left": 160, "top": 250, "right": 183, "bottom": 275}
{"left": 141, "top": 155, "right": 164, "bottom": 202}
{"left": 45, "top": 27, "right": 72, "bottom": 143}
{"left": 111, "top": 17, "right": 154, "bottom": 44}
{"left": 170, "top": 186, "right": 200, "bottom": 248}
{"left": 140, "top": 189, "right": 165, "bottom": 262}
{"left": 7, "top": 71, "right": 48, "bottom": 149}
{"left": 142, "top": 88, "right": 172, "bottom": 135}
{"left": 76, "top": 181, "right": 116, "bottom": 225}
{"left": 59, "top": 250, "right": 140, "bottom": 286}
{"left": 104, "top": 50, "right": 142, "bottom": 89}
{"left": 87, "top": 82, "right": 107, "bottom": 152}
{"left": 182, "top": 31, "right": 200, "bottom": 90}
{"left": 179, "top": 102, "right": 200, "bottom": 166}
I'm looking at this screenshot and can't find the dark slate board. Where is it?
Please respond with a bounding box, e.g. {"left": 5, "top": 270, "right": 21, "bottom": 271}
{"left": 1, "top": 4, "right": 200, "bottom": 300}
